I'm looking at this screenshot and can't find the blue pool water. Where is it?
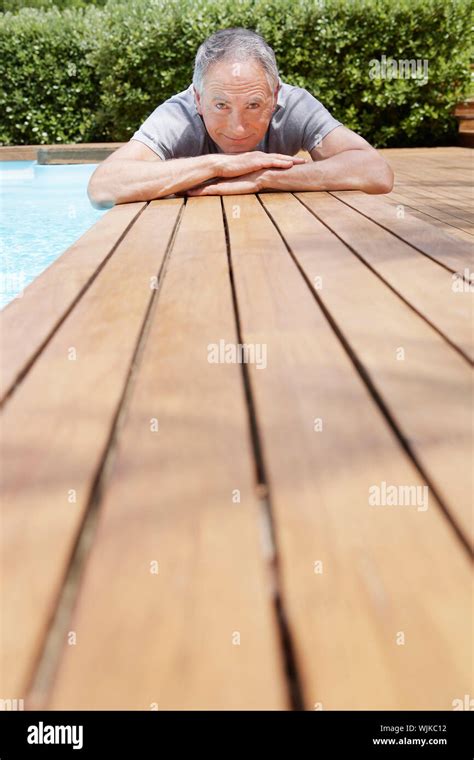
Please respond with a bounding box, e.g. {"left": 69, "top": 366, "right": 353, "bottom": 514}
{"left": 0, "top": 161, "right": 108, "bottom": 309}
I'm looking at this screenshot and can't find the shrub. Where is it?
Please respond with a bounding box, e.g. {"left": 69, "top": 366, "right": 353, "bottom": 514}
{"left": 0, "top": 6, "right": 103, "bottom": 143}
{"left": 0, "top": 0, "right": 471, "bottom": 147}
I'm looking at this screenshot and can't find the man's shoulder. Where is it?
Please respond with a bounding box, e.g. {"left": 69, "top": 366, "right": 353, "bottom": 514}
{"left": 276, "top": 80, "right": 328, "bottom": 115}
{"left": 131, "top": 84, "right": 204, "bottom": 159}
{"left": 156, "top": 84, "right": 198, "bottom": 114}
{"left": 269, "top": 79, "right": 341, "bottom": 154}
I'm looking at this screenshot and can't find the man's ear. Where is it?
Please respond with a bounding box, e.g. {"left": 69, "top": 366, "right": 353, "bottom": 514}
{"left": 273, "top": 84, "right": 280, "bottom": 109}
{"left": 193, "top": 86, "right": 202, "bottom": 115}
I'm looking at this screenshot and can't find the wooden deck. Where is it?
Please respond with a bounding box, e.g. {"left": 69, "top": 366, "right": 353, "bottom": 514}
{"left": 1, "top": 147, "right": 472, "bottom": 711}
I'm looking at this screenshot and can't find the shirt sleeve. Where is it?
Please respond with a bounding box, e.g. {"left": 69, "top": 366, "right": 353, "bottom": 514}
{"left": 130, "top": 133, "right": 167, "bottom": 160}
{"left": 130, "top": 91, "right": 203, "bottom": 160}
{"left": 130, "top": 105, "right": 172, "bottom": 160}
{"left": 299, "top": 90, "right": 342, "bottom": 152}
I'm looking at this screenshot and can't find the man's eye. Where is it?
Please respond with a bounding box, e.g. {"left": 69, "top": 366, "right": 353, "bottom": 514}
{"left": 248, "top": 103, "right": 260, "bottom": 109}
{"left": 216, "top": 103, "right": 226, "bottom": 109}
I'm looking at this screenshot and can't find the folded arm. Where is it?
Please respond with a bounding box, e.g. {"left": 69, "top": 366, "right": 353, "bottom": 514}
{"left": 186, "top": 126, "right": 394, "bottom": 196}
{"left": 87, "top": 140, "right": 307, "bottom": 209}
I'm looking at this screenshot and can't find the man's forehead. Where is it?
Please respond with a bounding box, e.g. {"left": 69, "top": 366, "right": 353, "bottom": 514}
{"left": 209, "top": 91, "right": 267, "bottom": 101}
{"left": 205, "top": 80, "right": 272, "bottom": 95}
{"left": 203, "top": 61, "right": 277, "bottom": 92}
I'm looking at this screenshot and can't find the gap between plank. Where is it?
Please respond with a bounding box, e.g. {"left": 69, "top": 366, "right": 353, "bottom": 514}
{"left": 295, "top": 193, "right": 473, "bottom": 368}
{"left": 327, "top": 191, "right": 473, "bottom": 282}
{"left": 258, "top": 193, "right": 473, "bottom": 560}
{"left": 220, "top": 196, "right": 305, "bottom": 711}
{"left": 25, "top": 200, "right": 186, "bottom": 708}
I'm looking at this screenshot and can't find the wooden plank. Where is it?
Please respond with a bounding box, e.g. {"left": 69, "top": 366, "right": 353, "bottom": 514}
{"left": 392, "top": 157, "right": 472, "bottom": 176}
{"left": 329, "top": 190, "right": 473, "bottom": 276}
{"left": 45, "top": 197, "right": 287, "bottom": 710}
{"left": 378, "top": 191, "right": 474, "bottom": 245}
{"left": 0, "top": 146, "right": 40, "bottom": 161}
{"left": 389, "top": 167, "right": 474, "bottom": 222}
{"left": 380, "top": 148, "right": 471, "bottom": 157}
{"left": 384, "top": 149, "right": 471, "bottom": 169}
{"left": 392, "top": 155, "right": 472, "bottom": 179}
{"left": 0, "top": 199, "right": 182, "bottom": 700}
{"left": 398, "top": 149, "right": 473, "bottom": 166}
{"left": 402, "top": 191, "right": 474, "bottom": 212}
{"left": 387, "top": 189, "right": 474, "bottom": 236}
{"left": 390, "top": 168, "right": 473, "bottom": 200}
{"left": 418, "top": 190, "right": 474, "bottom": 213}
{"left": 261, "top": 191, "right": 472, "bottom": 543}
{"left": 37, "top": 145, "right": 125, "bottom": 165}
{"left": 299, "top": 192, "right": 473, "bottom": 362}
{"left": 392, "top": 169, "right": 473, "bottom": 211}
{"left": 0, "top": 203, "right": 145, "bottom": 403}
{"left": 0, "top": 144, "right": 125, "bottom": 162}
{"left": 221, "top": 193, "right": 471, "bottom": 709}
{"left": 392, "top": 184, "right": 474, "bottom": 226}
{"left": 381, "top": 150, "right": 472, "bottom": 185}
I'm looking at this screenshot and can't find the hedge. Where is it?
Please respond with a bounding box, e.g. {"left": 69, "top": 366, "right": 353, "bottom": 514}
{"left": 0, "top": 1, "right": 108, "bottom": 12}
{"left": 0, "top": 0, "right": 471, "bottom": 147}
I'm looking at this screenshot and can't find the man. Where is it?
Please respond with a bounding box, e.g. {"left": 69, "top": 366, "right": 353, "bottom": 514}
{"left": 88, "top": 27, "right": 393, "bottom": 209}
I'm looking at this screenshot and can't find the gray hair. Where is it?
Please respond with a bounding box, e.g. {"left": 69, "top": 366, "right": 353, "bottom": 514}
{"left": 192, "top": 27, "right": 280, "bottom": 95}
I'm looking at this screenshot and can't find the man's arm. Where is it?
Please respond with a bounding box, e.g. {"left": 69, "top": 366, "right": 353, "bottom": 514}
{"left": 186, "top": 126, "right": 394, "bottom": 196}
{"left": 87, "top": 140, "right": 307, "bottom": 209}
{"left": 261, "top": 126, "right": 394, "bottom": 194}
{"left": 87, "top": 140, "right": 221, "bottom": 209}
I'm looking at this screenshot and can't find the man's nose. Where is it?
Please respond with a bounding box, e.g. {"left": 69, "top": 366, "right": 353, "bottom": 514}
{"left": 228, "top": 110, "right": 247, "bottom": 135}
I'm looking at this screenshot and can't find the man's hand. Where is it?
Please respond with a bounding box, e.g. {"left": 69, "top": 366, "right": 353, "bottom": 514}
{"left": 182, "top": 153, "right": 309, "bottom": 196}
{"left": 216, "top": 151, "right": 306, "bottom": 178}
{"left": 184, "top": 170, "right": 266, "bottom": 196}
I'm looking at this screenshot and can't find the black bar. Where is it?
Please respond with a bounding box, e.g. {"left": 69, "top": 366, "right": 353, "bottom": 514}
{"left": 0, "top": 710, "right": 472, "bottom": 757}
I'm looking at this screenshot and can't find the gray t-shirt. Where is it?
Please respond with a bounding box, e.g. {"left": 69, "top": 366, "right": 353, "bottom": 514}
{"left": 131, "top": 78, "right": 342, "bottom": 159}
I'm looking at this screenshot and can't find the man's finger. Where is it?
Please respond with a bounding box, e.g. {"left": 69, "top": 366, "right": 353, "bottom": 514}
{"left": 187, "top": 185, "right": 213, "bottom": 195}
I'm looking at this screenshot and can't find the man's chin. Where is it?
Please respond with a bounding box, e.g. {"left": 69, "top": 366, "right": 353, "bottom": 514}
{"left": 216, "top": 139, "right": 259, "bottom": 154}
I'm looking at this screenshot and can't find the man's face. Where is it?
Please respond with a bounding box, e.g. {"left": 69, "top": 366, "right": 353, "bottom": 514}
{"left": 194, "top": 60, "right": 279, "bottom": 153}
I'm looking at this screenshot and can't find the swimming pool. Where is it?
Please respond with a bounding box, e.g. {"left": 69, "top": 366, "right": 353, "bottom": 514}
{"left": 0, "top": 161, "right": 107, "bottom": 310}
